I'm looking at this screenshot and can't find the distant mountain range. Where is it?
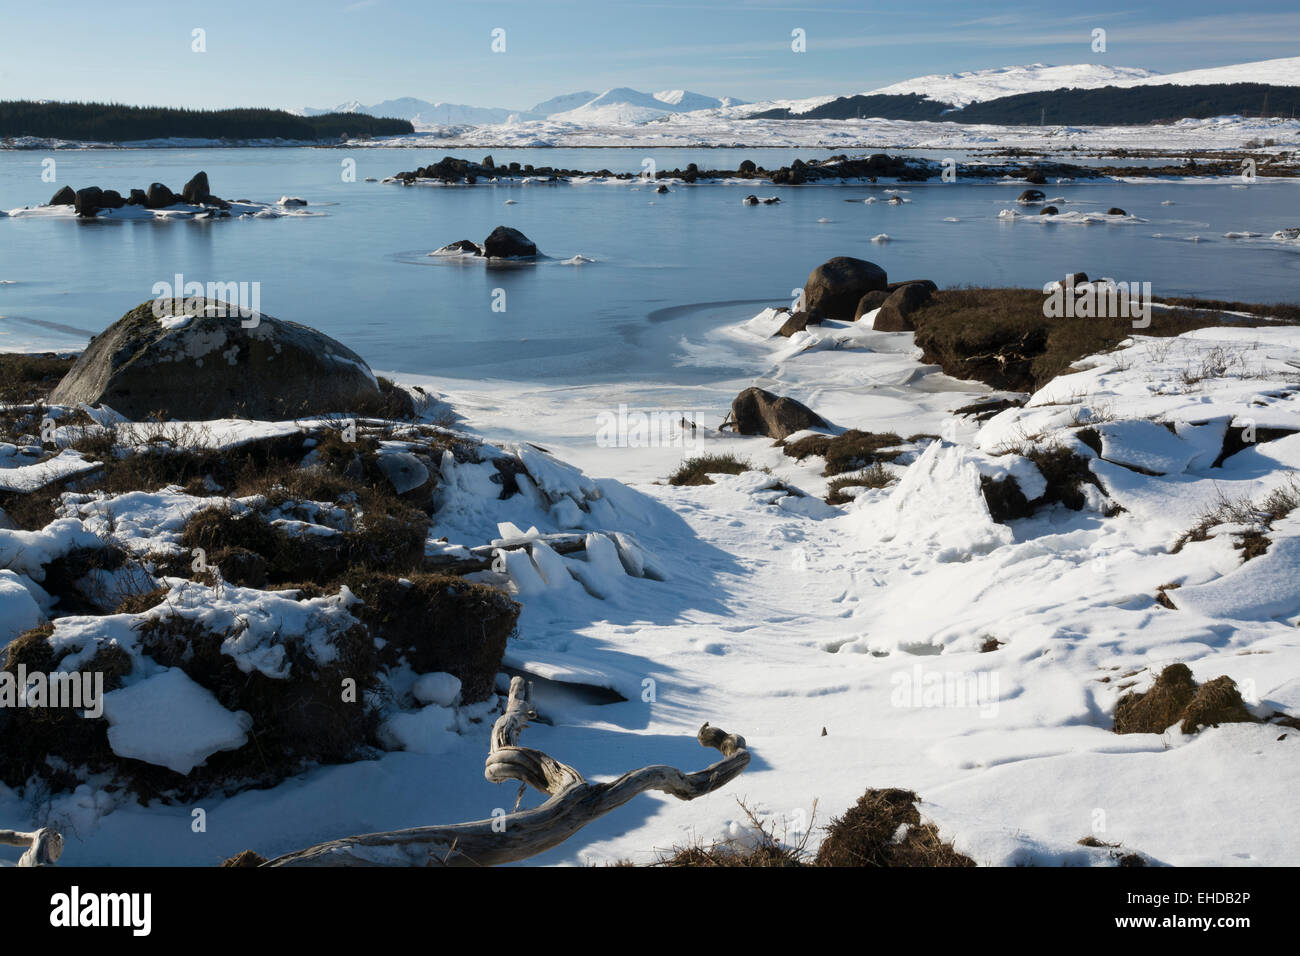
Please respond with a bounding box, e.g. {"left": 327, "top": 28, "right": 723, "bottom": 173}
{"left": 292, "top": 57, "right": 1299, "bottom": 130}
{"left": 296, "top": 89, "right": 746, "bottom": 128}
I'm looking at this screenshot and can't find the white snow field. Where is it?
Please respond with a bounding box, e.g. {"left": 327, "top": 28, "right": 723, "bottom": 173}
{"left": 2, "top": 304, "right": 1299, "bottom": 867}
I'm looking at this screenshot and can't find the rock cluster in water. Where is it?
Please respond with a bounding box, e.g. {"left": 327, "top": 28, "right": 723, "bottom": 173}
{"left": 46, "top": 171, "right": 231, "bottom": 218}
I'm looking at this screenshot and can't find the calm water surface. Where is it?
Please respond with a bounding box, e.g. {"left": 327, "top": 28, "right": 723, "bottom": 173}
{"left": 1, "top": 147, "right": 1297, "bottom": 383}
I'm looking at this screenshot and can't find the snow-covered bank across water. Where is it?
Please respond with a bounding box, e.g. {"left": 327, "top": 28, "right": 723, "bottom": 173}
{"left": 3, "top": 286, "right": 1299, "bottom": 867}
{"left": 6, "top": 113, "right": 1298, "bottom": 155}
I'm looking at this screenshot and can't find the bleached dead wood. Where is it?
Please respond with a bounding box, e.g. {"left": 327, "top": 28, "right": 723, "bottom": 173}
{"left": 0, "top": 827, "right": 64, "bottom": 866}
{"left": 423, "top": 533, "right": 588, "bottom": 575}
{"left": 263, "top": 676, "right": 750, "bottom": 867}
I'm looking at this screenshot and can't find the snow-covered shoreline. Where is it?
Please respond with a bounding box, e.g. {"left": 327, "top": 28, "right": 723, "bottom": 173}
{"left": 3, "top": 280, "right": 1299, "bottom": 867}
{"left": 4, "top": 111, "right": 1298, "bottom": 155}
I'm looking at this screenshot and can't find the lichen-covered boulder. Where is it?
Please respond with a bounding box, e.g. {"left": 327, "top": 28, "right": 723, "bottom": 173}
{"left": 49, "top": 299, "right": 385, "bottom": 421}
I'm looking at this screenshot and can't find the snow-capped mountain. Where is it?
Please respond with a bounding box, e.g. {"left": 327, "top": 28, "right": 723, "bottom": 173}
{"left": 527, "top": 92, "right": 600, "bottom": 116}
{"left": 867, "top": 63, "right": 1160, "bottom": 109}
{"left": 549, "top": 88, "right": 747, "bottom": 124}
{"left": 301, "top": 97, "right": 520, "bottom": 126}
{"left": 737, "top": 56, "right": 1300, "bottom": 116}
{"left": 297, "top": 88, "right": 747, "bottom": 129}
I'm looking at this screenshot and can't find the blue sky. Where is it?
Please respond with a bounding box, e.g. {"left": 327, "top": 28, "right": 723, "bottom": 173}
{"left": 2, "top": 0, "right": 1297, "bottom": 110}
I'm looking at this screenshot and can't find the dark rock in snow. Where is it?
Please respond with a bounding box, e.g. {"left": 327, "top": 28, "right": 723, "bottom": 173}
{"left": 728, "top": 386, "right": 826, "bottom": 440}
{"left": 854, "top": 289, "right": 891, "bottom": 321}
{"left": 1107, "top": 207, "right": 1127, "bottom": 216}
{"left": 872, "top": 282, "right": 933, "bottom": 332}
{"left": 48, "top": 186, "right": 76, "bottom": 206}
{"left": 1017, "top": 189, "right": 1046, "bottom": 203}
{"left": 778, "top": 311, "right": 819, "bottom": 338}
{"left": 1040, "top": 205, "right": 1059, "bottom": 215}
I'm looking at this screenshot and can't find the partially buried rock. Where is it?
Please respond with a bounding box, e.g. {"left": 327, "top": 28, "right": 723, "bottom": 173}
{"left": 1017, "top": 189, "right": 1046, "bottom": 203}
{"left": 742, "top": 194, "right": 759, "bottom": 205}
{"left": 803, "top": 256, "right": 888, "bottom": 322}
{"left": 48, "top": 186, "right": 76, "bottom": 206}
{"left": 100, "top": 189, "right": 125, "bottom": 209}
{"left": 1039, "top": 205, "right": 1059, "bottom": 216}
{"left": 854, "top": 289, "right": 890, "bottom": 321}
{"left": 1107, "top": 207, "right": 1127, "bottom": 216}
{"left": 655, "top": 184, "right": 669, "bottom": 193}
{"left": 872, "top": 282, "right": 933, "bottom": 332}
{"left": 48, "top": 298, "right": 387, "bottom": 421}
{"left": 482, "top": 225, "right": 538, "bottom": 258}
{"left": 728, "top": 386, "right": 826, "bottom": 440}
{"left": 127, "top": 188, "right": 149, "bottom": 206}
{"left": 1024, "top": 168, "right": 1047, "bottom": 185}
{"left": 778, "top": 310, "right": 818, "bottom": 338}
{"left": 435, "top": 239, "right": 481, "bottom": 256}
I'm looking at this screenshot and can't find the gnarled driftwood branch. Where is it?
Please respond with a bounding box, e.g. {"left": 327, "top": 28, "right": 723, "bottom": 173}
{"left": 262, "top": 676, "right": 750, "bottom": 866}
{"left": 0, "top": 827, "right": 64, "bottom": 866}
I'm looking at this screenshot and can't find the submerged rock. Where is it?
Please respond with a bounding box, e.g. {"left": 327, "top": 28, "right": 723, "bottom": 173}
{"left": 435, "top": 239, "right": 482, "bottom": 256}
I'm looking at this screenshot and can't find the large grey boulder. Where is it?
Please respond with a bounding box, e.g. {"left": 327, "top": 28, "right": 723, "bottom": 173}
{"left": 803, "top": 257, "right": 888, "bottom": 322}
{"left": 728, "top": 387, "right": 826, "bottom": 440}
{"left": 49, "top": 299, "right": 385, "bottom": 421}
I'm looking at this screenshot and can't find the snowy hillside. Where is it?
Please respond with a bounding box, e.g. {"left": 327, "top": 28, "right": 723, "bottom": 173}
{"left": 866, "top": 63, "right": 1160, "bottom": 109}
{"left": 739, "top": 56, "right": 1300, "bottom": 116}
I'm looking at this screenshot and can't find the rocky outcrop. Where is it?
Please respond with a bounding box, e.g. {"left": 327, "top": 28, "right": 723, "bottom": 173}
{"left": 48, "top": 186, "right": 76, "bottom": 206}
{"left": 48, "top": 299, "right": 386, "bottom": 421}
{"left": 727, "top": 387, "right": 826, "bottom": 440}
{"left": 803, "top": 257, "right": 888, "bottom": 321}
